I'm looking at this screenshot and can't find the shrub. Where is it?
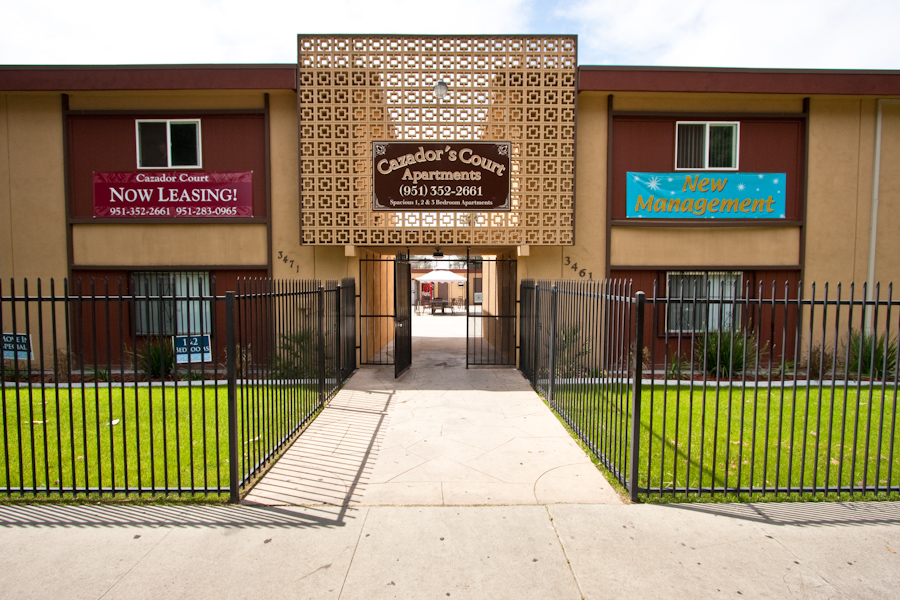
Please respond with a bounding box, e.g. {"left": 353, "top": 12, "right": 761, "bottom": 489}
{"left": 1, "top": 360, "right": 30, "bottom": 382}
{"left": 693, "top": 328, "right": 762, "bottom": 378}
{"left": 136, "top": 339, "right": 175, "bottom": 379}
{"left": 843, "top": 329, "right": 897, "bottom": 379}
{"left": 53, "top": 348, "right": 71, "bottom": 382}
{"left": 666, "top": 351, "right": 687, "bottom": 380}
{"left": 273, "top": 330, "right": 319, "bottom": 379}
{"left": 804, "top": 342, "right": 835, "bottom": 380}
{"left": 548, "top": 325, "right": 591, "bottom": 377}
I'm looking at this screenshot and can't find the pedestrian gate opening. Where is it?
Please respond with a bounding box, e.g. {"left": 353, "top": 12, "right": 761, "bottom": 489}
{"left": 359, "top": 252, "right": 517, "bottom": 376}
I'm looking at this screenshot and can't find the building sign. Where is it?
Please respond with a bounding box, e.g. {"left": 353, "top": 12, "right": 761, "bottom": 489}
{"left": 373, "top": 142, "right": 511, "bottom": 211}
{"left": 93, "top": 172, "right": 253, "bottom": 218}
{"left": 174, "top": 335, "right": 212, "bottom": 364}
{"left": 626, "top": 172, "right": 786, "bottom": 219}
{"left": 2, "top": 333, "right": 33, "bottom": 360}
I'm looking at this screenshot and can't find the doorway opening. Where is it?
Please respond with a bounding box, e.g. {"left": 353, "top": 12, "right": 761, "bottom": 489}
{"left": 358, "top": 249, "right": 517, "bottom": 377}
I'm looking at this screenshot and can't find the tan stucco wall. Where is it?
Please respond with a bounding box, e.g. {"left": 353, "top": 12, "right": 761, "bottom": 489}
{"left": 567, "top": 91, "right": 608, "bottom": 281}
{"left": 0, "top": 95, "right": 10, "bottom": 279}
{"left": 610, "top": 226, "right": 801, "bottom": 267}
{"left": 872, "top": 102, "right": 900, "bottom": 286}
{"left": 805, "top": 97, "right": 875, "bottom": 287}
{"left": 517, "top": 247, "right": 564, "bottom": 280}
{"left": 269, "top": 90, "right": 312, "bottom": 278}
{"left": 0, "top": 93, "right": 67, "bottom": 281}
{"left": 72, "top": 224, "right": 268, "bottom": 266}
{"left": 268, "top": 90, "right": 357, "bottom": 281}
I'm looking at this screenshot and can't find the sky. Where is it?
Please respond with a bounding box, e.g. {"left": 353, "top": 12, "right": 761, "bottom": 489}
{"left": 1, "top": 0, "right": 899, "bottom": 70}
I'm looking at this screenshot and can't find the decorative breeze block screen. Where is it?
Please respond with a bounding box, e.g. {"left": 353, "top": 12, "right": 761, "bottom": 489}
{"left": 297, "top": 35, "right": 576, "bottom": 246}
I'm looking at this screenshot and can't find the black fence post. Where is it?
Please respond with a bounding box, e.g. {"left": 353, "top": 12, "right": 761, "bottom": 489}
{"left": 336, "top": 285, "right": 343, "bottom": 385}
{"left": 533, "top": 282, "right": 541, "bottom": 388}
{"left": 318, "top": 285, "right": 326, "bottom": 407}
{"left": 629, "top": 291, "right": 645, "bottom": 503}
{"left": 225, "top": 291, "right": 239, "bottom": 503}
{"left": 549, "top": 284, "right": 558, "bottom": 406}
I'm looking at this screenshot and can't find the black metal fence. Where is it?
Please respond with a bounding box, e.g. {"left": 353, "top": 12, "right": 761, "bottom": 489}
{"left": 467, "top": 257, "right": 517, "bottom": 367}
{"left": 0, "top": 276, "right": 356, "bottom": 500}
{"left": 520, "top": 279, "right": 900, "bottom": 502}
{"left": 520, "top": 279, "right": 638, "bottom": 489}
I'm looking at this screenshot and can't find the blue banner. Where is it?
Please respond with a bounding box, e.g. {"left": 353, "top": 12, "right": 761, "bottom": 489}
{"left": 626, "top": 172, "right": 786, "bottom": 219}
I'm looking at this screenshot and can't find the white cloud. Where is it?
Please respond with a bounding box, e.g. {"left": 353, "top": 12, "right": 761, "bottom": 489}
{"left": 1, "top": 0, "right": 898, "bottom": 68}
{"left": 0, "top": 0, "right": 533, "bottom": 64}
{"left": 557, "top": 0, "right": 900, "bottom": 68}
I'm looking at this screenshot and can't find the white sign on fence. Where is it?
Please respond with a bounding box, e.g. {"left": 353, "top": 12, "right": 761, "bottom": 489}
{"left": 174, "top": 335, "right": 212, "bottom": 364}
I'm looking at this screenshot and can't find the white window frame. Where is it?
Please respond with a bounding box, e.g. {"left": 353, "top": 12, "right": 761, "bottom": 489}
{"left": 133, "top": 271, "right": 211, "bottom": 336}
{"left": 666, "top": 271, "right": 742, "bottom": 333}
{"left": 674, "top": 121, "right": 739, "bottom": 171}
{"left": 135, "top": 119, "right": 203, "bottom": 169}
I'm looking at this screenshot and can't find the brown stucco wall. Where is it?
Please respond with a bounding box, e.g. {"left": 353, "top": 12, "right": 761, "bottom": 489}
{"left": 873, "top": 102, "right": 900, "bottom": 286}
{"left": 72, "top": 224, "right": 268, "bottom": 266}
{"left": 0, "top": 94, "right": 10, "bottom": 279}
{"left": 269, "top": 90, "right": 312, "bottom": 279}
{"left": 569, "top": 91, "right": 608, "bottom": 281}
{"left": 0, "top": 93, "right": 67, "bottom": 281}
{"left": 610, "top": 227, "right": 801, "bottom": 267}
{"left": 805, "top": 97, "right": 875, "bottom": 287}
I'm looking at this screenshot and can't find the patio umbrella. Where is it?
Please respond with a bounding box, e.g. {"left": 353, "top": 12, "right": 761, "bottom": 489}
{"left": 415, "top": 269, "right": 466, "bottom": 283}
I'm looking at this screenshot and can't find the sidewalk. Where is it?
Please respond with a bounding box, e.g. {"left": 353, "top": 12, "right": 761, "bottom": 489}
{"left": 1, "top": 315, "right": 898, "bottom": 599}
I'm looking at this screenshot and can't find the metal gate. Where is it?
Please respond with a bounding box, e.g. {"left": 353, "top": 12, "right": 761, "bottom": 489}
{"left": 466, "top": 255, "right": 517, "bottom": 367}
{"left": 394, "top": 258, "right": 412, "bottom": 377}
{"left": 359, "top": 255, "right": 411, "bottom": 378}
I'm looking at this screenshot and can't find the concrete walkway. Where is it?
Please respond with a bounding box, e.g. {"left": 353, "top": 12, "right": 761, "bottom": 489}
{"left": 1, "top": 314, "right": 898, "bottom": 598}
{"left": 242, "top": 313, "right": 620, "bottom": 510}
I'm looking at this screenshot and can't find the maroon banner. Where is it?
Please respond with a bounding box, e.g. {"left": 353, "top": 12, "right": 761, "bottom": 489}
{"left": 93, "top": 172, "right": 253, "bottom": 218}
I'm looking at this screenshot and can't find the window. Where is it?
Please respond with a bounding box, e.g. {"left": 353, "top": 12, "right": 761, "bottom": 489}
{"left": 666, "top": 271, "right": 742, "bottom": 333}
{"left": 136, "top": 120, "right": 201, "bottom": 168}
{"left": 133, "top": 271, "right": 211, "bottom": 335}
{"left": 675, "top": 122, "right": 738, "bottom": 170}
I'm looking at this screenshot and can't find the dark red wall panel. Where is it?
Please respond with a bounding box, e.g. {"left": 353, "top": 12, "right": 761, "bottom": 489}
{"left": 610, "top": 116, "right": 805, "bottom": 221}
{"left": 68, "top": 114, "right": 268, "bottom": 219}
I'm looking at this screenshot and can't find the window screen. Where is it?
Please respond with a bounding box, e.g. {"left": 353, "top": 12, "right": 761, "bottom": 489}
{"left": 666, "top": 271, "right": 742, "bottom": 333}
{"left": 675, "top": 122, "right": 738, "bottom": 170}
{"left": 133, "top": 271, "right": 211, "bottom": 336}
{"left": 136, "top": 120, "right": 201, "bottom": 169}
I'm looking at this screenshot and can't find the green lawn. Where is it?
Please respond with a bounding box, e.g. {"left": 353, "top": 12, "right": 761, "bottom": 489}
{"left": 553, "top": 381, "right": 900, "bottom": 498}
{"left": 0, "top": 381, "right": 320, "bottom": 497}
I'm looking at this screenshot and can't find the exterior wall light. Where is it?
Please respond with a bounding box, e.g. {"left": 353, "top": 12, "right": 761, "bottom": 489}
{"left": 433, "top": 247, "right": 444, "bottom": 258}
{"left": 434, "top": 80, "right": 449, "bottom": 99}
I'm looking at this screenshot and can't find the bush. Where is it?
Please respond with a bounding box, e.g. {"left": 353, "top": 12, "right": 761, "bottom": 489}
{"left": 137, "top": 339, "right": 175, "bottom": 379}
{"left": 804, "top": 342, "right": 835, "bottom": 380}
{"left": 548, "top": 325, "right": 591, "bottom": 377}
{"left": 53, "top": 348, "right": 71, "bottom": 382}
{"left": 666, "top": 352, "right": 687, "bottom": 380}
{"left": 273, "top": 330, "right": 319, "bottom": 379}
{"left": 693, "top": 328, "right": 762, "bottom": 378}
{"left": 843, "top": 329, "right": 897, "bottom": 379}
